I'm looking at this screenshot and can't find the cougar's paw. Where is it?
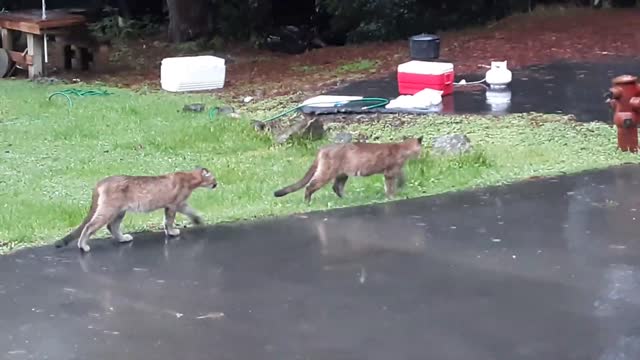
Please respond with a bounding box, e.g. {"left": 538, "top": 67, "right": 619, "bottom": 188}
{"left": 166, "top": 228, "right": 181, "bottom": 237}
{"left": 119, "top": 234, "right": 134, "bottom": 243}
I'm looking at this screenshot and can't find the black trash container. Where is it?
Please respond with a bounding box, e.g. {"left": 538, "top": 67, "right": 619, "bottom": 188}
{"left": 409, "top": 34, "right": 440, "bottom": 60}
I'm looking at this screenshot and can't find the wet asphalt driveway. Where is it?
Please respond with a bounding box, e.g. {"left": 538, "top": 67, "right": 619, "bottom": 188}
{"left": 2, "top": 165, "right": 640, "bottom": 359}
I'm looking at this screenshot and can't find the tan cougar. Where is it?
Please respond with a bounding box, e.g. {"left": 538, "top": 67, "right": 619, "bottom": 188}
{"left": 54, "top": 167, "right": 217, "bottom": 252}
{"left": 274, "top": 137, "right": 423, "bottom": 202}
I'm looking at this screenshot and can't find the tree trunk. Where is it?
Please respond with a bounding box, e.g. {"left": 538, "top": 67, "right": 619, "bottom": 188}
{"left": 166, "top": 0, "right": 212, "bottom": 43}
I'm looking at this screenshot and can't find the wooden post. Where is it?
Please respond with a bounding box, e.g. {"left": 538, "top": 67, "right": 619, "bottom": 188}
{"left": 26, "top": 33, "right": 45, "bottom": 78}
{"left": 1, "top": 28, "right": 13, "bottom": 50}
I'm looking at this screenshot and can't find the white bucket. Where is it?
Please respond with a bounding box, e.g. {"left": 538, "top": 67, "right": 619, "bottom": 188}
{"left": 161, "top": 55, "right": 226, "bottom": 92}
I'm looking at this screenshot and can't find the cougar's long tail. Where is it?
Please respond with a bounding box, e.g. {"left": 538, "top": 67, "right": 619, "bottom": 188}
{"left": 274, "top": 159, "right": 318, "bottom": 197}
{"left": 54, "top": 189, "right": 99, "bottom": 248}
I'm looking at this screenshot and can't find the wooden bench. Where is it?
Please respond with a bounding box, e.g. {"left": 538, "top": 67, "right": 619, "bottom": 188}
{"left": 0, "top": 9, "right": 87, "bottom": 78}
{"left": 46, "top": 26, "right": 110, "bottom": 71}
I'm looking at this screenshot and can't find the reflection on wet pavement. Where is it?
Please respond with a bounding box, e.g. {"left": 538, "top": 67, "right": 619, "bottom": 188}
{"left": 2, "top": 165, "right": 640, "bottom": 359}
{"left": 321, "top": 59, "right": 640, "bottom": 122}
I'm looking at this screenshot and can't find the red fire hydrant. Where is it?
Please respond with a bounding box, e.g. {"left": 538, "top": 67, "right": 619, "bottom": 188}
{"left": 608, "top": 75, "right": 640, "bottom": 152}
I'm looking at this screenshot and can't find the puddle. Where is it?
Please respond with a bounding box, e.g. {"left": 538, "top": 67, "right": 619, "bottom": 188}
{"left": 315, "top": 58, "right": 640, "bottom": 122}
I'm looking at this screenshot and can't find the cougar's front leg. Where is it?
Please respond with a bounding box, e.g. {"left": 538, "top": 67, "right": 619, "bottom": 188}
{"left": 177, "top": 203, "right": 205, "bottom": 225}
{"left": 396, "top": 170, "right": 406, "bottom": 189}
{"left": 164, "top": 207, "right": 180, "bottom": 237}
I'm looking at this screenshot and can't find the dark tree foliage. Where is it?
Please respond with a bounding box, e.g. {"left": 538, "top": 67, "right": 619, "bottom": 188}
{"left": 315, "top": 0, "right": 528, "bottom": 43}
{"left": 166, "top": 0, "right": 212, "bottom": 42}
{"left": 211, "top": 0, "right": 271, "bottom": 41}
{"left": 0, "top": 0, "right": 637, "bottom": 44}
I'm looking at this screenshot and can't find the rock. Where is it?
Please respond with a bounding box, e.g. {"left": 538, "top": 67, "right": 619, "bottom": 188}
{"left": 354, "top": 133, "right": 369, "bottom": 142}
{"left": 210, "top": 105, "right": 236, "bottom": 117}
{"left": 275, "top": 118, "right": 325, "bottom": 144}
{"left": 302, "top": 119, "right": 325, "bottom": 140}
{"left": 216, "top": 105, "right": 235, "bottom": 115}
{"left": 431, "top": 134, "right": 472, "bottom": 156}
{"left": 207, "top": 105, "right": 239, "bottom": 119}
{"left": 183, "top": 103, "right": 205, "bottom": 112}
{"left": 275, "top": 133, "right": 288, "bottom": 144}
{"left": 243, "top": 96, "right": 254, "bottom": 103}
{"left": 333, "top": 132, "right": 353, "bottom": 143}
{"left": 253, "top": 120, "right": 268, "bottom": 132}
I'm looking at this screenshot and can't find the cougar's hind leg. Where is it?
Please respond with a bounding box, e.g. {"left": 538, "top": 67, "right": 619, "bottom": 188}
{"left": 77, "top": 209, "right": 117, "bottom": 252}
{"left": 107, "top": 211, "right": 133, "bottom": 243}
{"left": 304, "top": 175, "right": 333, "bottom": 203}
{"left": 332, "top": 175, "right": 349, "bottom": 198}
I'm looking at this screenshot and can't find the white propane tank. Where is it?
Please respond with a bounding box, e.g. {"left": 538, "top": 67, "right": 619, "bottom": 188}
{"left": 485, "top": 60, "right": 512, "bottom": 88}
{"left": 161, "top": 55, "right": 226, "bottom": 92}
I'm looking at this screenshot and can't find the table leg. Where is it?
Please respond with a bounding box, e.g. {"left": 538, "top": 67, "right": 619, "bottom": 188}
{"left": 63, "top": 45, "right": 73, "bottom": 70}
{"left": 26, "top": 33, "right": 45, "bottom": 78}
{"left": 1, "top": 28, "right": 13, "bottom": 50}
{"left": 79, "top": 47, "right": 90, "bottom": 71}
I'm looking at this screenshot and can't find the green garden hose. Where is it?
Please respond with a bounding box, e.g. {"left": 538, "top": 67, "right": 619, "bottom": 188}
{"left": 45, "top": 90, "right": 388, "bottom": 122}
{"left": 209, "top": 107, "right": 218, "bottom": 120}
{"left": 48, "top": 88, "right": 112, "bottom": 109}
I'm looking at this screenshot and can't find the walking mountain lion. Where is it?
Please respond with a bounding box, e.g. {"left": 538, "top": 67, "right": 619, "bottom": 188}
{"left": 54, "top": 167, "right": 217, "bottom": 252}
{"left": 274, "top": 137, "right": 423, "bottom": 202}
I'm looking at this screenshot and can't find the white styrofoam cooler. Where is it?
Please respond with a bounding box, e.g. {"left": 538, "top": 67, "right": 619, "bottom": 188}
{"left": 161, "top": 55, "right": 226, "bottom": 92}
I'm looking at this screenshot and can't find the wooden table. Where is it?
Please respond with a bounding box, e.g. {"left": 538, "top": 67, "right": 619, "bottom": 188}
{"left": 0, "top": 9, "right": 87, "bottom": 78}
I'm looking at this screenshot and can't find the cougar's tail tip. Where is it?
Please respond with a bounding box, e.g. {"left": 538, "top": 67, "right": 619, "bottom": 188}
{"left": 54, "top": 235, "right": 73, "bottom": 248}
{"left": 274, "top": 190, "right": 286, "bottom": 197}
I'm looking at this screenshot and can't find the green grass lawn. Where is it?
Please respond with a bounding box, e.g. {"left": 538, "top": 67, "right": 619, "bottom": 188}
{"left": 1, "top": 80, "right": 638, "bottom": 252}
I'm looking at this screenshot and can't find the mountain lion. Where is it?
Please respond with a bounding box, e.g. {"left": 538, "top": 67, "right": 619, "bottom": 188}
{"left": 274, "top": 137, "right": 423, "bottom": 202}
{"left": 55, "top": 167, "right": 217, "bottom": 252}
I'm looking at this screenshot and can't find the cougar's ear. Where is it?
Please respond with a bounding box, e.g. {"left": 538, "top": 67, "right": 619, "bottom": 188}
{"left": 417, "top": 136, "right": 423, "bottom": 145}
{"left": 200, "top": 167, "right": 211, "bottom": 177}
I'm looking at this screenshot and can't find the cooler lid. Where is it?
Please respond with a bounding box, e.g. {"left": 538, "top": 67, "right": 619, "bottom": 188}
{"left": 410, "top": 34, "right": 440, "bottom": 41}
{"left": 397, "top": 61, "right": 453, "bottom": 75}
{"left": 162, "top": 55, "right": 226, "bottom": 66}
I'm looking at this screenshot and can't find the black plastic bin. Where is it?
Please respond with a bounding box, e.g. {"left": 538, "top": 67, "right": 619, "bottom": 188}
{"left": 409, "top": 34, "right": 440, "bottom": 60}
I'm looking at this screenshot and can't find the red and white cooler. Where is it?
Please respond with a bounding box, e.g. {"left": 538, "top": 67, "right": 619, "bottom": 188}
{"left": 397, "top": 61, "right": 455, "bottom": 96}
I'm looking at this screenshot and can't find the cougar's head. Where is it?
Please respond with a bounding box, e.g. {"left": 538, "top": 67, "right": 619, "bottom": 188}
{"left": 403, "top": 136, "right": 423, "bottom": 158}
{"left": 196, "top": 167, "right": 218, "bottom": 189}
